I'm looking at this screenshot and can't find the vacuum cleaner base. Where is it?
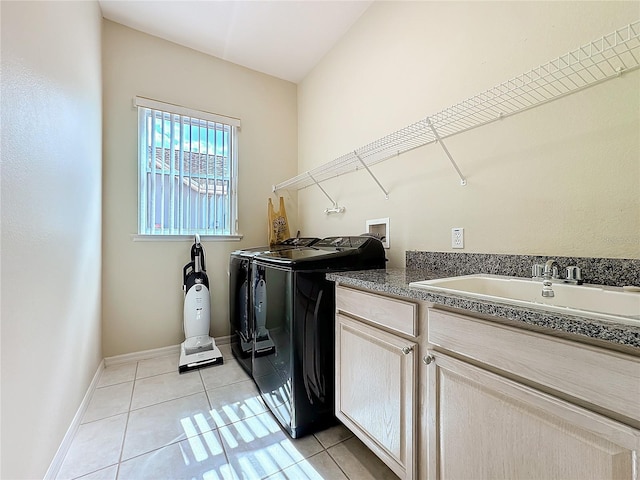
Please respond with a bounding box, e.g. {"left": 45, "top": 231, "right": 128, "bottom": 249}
{"left": 179, "top": 336, "right": 223, "bottom": 374}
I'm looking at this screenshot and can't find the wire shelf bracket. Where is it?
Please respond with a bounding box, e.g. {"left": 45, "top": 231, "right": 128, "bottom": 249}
{"left": 308, "top": 172, "right": 345, "bottom": 214}
{"left": 273, "top": 20, "right": 640, "bottom": 202}
{"left": 274, "top": 172, "right": 346, "bottom": 214}
{"left": 426, "top": 117, "right": 467, "bottom": 186}
{"left": 354, "top": 151, "right": 390, "bottom": 198}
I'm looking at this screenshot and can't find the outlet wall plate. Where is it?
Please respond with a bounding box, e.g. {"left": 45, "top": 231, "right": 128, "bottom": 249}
{"left": 452, "top": 227, "right": 464, "bottom": 249}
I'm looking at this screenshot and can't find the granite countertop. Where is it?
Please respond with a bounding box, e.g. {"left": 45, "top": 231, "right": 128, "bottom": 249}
{"left": 327, "top": 268, "right": 640, "bottom": 354}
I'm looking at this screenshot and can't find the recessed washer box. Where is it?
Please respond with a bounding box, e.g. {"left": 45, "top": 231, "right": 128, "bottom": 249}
{"left": 366, "top": 217, "right": 390, "bottom": 249}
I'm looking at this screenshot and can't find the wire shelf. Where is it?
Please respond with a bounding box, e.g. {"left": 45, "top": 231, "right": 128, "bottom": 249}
{"left": 274, "top": 21, "right": 640, "bottom": 195}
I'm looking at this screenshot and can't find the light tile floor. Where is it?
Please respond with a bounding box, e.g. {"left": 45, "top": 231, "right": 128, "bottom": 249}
{"left": 56, "top": 344, "right": 400, "bottom": 480}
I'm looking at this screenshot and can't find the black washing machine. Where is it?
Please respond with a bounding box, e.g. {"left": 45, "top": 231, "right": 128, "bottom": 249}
{"left": 228, "top": 237, "right": 319, "bottom": 374}
{"left": 250, "top": 236, "right": 386, "bottom": 438}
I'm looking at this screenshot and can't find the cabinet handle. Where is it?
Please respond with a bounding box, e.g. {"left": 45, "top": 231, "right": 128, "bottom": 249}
{"left": 423, "top": 355, "right": 435, "bottom": 365}
{"left": 401, "top": 346, "right": 413, "bottom": 355}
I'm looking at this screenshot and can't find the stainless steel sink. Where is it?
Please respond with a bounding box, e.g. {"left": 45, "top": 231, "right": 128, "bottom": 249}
{"left": 409, "top": 274, "right": 640, "bottom": 326}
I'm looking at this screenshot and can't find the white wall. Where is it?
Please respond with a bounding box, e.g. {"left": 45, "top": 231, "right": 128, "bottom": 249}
{"left": 102, "top": 21, "right": 298, "bottom": 357}
{"left": 297, "top": 1, "right": 640, "bottom": 266}
{"left": 0, "top": 1, "right": 103, "bottom": 478}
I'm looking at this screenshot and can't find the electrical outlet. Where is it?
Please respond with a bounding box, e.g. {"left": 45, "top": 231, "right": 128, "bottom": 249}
{"left": 452, "top": 227, "right": 464, "bottom": 249}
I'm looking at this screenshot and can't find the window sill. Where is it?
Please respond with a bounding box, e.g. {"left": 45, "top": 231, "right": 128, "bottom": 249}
{"left": 131, "top": 234, "right": 243, "bottom": 242}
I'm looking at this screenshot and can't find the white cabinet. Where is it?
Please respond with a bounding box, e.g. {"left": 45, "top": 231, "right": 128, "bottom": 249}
{"left": 426, "top": 352, "right": 640, "bottom": 479}
{"left": 335, "top": 286, "right": 420, "bottom": 479}
{"left": 334, "top": 284, "right": 640, "bottom": 480}
{"left": 426, "top": 308, "right": 640, "bottom": 480}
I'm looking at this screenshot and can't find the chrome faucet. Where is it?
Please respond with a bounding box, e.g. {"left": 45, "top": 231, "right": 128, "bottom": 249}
{"left": 531, "top": 259, "right": 583, "bottom": 298}
{"left": 543, "top": 259, "right": 559, "bottom": 278}
{"left": 541, "top": 259, "right": 559, "bottom": 297}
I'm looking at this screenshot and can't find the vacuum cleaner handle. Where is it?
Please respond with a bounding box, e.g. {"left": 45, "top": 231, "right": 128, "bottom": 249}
{"left": 183, "top": 261, "right": 194, "bottom": 290}
{"left": 190, "top": 244, "right": 206, "bottom": 273}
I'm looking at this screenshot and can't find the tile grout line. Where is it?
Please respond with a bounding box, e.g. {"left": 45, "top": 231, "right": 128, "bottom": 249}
{"left": 200, "top": 364, "right": 245, "bottom": 476}
{"left": 293, "top": 448, "right": 350, "bottom": 480}
{"left": 128, "top": 389, "right": 206, "bottom": 414}
{"left": 113, "top": 359, "right": 140, "bottom": 479}
{"left": 325, "top": 444, "right": 352, "bottom": 480}
{"left": 67, "top": 360, "right": 139, "bottom": 480}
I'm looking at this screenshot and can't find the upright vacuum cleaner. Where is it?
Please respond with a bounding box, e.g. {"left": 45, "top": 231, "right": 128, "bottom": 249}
{"left": 179, "top": 234, "right": 223, "bottom": 373}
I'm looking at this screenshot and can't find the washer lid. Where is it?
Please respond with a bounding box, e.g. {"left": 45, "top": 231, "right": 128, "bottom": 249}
{"left": 231, "top": 237, "right": 320, "bottom": 257}
{"left": 253, "top": 236, "right": 385, "bottom": 270}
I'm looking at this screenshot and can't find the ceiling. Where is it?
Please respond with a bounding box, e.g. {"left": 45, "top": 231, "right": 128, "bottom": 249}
{"left": 99, "top": 0, "right": 373, "bottom": 84}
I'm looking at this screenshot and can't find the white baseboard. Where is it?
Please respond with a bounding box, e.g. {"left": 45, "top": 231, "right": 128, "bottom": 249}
{"left": 44, "top": 359, "right": 105, "bottom": 480}
{"left": 104, "top": 344, "right": 181, "bottom": 367}
{"left": 216, "top": 334, "right": 232, "bottom": 346}
{"left": 104, "top": 335, "right": 231, "bottom": 367}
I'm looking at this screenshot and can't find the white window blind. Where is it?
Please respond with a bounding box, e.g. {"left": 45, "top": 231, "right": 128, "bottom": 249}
{"left": 135, "top": 97, "right": 240, "bottom": 236}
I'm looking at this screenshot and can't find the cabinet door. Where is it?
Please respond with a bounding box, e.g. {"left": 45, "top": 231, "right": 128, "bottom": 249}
{"left": 336, "top": 313, "right": 417, "bottom": 479}
{"left": 426, "top": 351, "right": 640, "bottom": 480}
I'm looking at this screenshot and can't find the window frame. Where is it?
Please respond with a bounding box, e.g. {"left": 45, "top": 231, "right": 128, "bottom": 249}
{"left": 134, "top": 96, "right": 242, "bottom": 240}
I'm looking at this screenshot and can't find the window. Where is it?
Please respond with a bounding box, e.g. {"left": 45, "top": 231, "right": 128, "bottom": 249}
{"left": 135, "top": 97, "right": 240, "bottom": 236}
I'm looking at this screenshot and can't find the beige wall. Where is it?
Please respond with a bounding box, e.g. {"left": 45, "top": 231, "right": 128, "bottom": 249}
{"left": 102, "top": 21, "right": 298, "bottom": 357}
{"left": 0, "top": 1, "right": 103, "bottom": 478}
{"left": 296, "top": 1, "right": 640, "bottom": 267}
